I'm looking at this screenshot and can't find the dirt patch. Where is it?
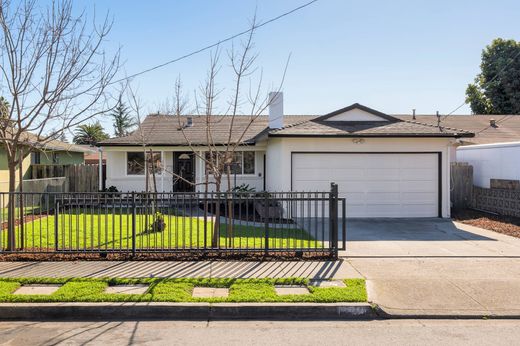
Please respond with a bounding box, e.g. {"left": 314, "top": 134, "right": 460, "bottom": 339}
{"left": 452, "top": 208, "right": 520, "bottom": 239}
{"left": 0, "top": 214, "right": 49, "bottom": 230}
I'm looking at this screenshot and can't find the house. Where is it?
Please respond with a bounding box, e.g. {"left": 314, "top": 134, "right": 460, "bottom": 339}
{"left": 99, "top": 93, "right": 473, "bottom": 218}
{"left": 0, "top": 133, "right": 94, "bottom": 192}
{"left": 396, "top": 114, "right": 520, "bottom": 188}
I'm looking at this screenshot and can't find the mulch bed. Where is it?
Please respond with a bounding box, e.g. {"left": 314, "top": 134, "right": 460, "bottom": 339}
{"left": 451, "top": 208, "right": 520, "bottom": 239}
{"left": 0, "top": 214, "right": 49, "bottom": 231}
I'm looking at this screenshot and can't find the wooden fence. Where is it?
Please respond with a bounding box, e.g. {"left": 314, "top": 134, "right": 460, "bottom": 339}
{"left": 451, "top": 162, "right": 520, "bottom": 217}
{"left": 451, "top": 162, "right": 473, "bottom": 209}
{"left": 29, "top": 164, "right": 99, "bottom": 192}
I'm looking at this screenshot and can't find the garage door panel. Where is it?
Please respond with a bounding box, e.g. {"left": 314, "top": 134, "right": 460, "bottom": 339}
{"left": 399, "top": 168, "right": 437, "bottom": 180}
{"left": 364, "top": 168, "right": 400, "bottom": 179}
{"left": 399, "top": 182, "right": 437, "bottom": 193}
{"left": 292, "top": 153, "right": 439, "bottom": 218}
{"left": 365, "top": 192, "right": 402, "bottom": 203}
{"left": 399, "top": 155, "right": 437, "bottom": 168}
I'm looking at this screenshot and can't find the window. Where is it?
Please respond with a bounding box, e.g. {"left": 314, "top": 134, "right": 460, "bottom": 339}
{"left": 52, "top": 153, "right": 59, "bottom": 164}
{"left": 127, "top": 151, "right": 162, "bottom": 175}
{"left": 205, "top": 151, "right": 255, "bottom": 175}
{"left": 32, "top": 152, "right": 41, "bottom": 164}
{"left": 243, "top": 151, "right": 255, "bottom": 174}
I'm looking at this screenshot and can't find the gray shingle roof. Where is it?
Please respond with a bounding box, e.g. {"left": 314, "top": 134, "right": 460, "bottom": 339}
{"left": 99, "top": 113, "right": 473, "bottom": 147}
{"left": 396, "top": 115, "right": 520, "bottom": 144}
{"left": 269, "top": 118, "right": 473, "bottom": 138}
{"left": 99, "top": 114, "right": 313, "bottom": 146}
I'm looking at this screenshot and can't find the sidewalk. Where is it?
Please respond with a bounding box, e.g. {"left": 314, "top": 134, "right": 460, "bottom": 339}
{"left": 348, "top": 256, "right": 520, "bottom": 318}
{"left": 0, "top": 260, "right": 361, "bottom": 280}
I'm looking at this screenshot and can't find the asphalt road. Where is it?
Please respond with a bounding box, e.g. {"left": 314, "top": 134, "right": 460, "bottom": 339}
{"left": 0, "top": 320, "right": 519, "bottom": 346}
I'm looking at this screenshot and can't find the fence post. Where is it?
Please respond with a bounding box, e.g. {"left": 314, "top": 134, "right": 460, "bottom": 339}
{"left": 329, "top": 182, "right": 338, "bottom": 259}
{"left": 264, "top": 192, "right": 269, "bottom": 256}
{"left": 54, "top": 200, "right": 59, "bottom": 252}
{"left": 131, "top": 192, "right": 136, "bottom": 256}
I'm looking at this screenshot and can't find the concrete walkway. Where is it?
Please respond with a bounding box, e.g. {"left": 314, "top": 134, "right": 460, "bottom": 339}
{"left": 0, "top": 260, "right": 360, "bottom": 280}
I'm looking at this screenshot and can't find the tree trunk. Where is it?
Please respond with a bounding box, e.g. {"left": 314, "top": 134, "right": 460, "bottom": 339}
{"left": 6, "top": 161, "right": 17, "bottom": 251}
{"left": 226, "top": 164, "right": 233, "bottom": 247}
{"left": 211, "top": 177, "right": 221, "bottom": 248}
{"left": 18, "top": 149, "right": 24, "bottom": 250}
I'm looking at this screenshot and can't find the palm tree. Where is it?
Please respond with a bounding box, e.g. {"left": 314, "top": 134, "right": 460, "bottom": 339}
{"left": 73, "top": 122, "right": 109, "bottom": 145}
{"left": 111, "top": 95, "right": 135, "bottom": 137}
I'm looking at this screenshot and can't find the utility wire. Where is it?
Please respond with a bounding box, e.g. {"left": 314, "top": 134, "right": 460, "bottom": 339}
{"left": 109, "top": 0, "right": 319, "bottom": 86}
{"left": 442, "top": 48, "right": 520, "bottom": 120}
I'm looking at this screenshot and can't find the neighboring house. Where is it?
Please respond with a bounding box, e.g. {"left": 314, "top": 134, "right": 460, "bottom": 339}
{"left": 99, "top": 93, "right": 473, "bottom": 218}
{"left": 456, "top": 142, "right": 520, "bottom": 188}
{"left": 397, "top": 114, "right": 520, "bottom": 188}
{"left": 77, "top": 145, "right": 104, "bottom": 165}
{"left": 0, "top": 133, "right": 94, "bottom": 192}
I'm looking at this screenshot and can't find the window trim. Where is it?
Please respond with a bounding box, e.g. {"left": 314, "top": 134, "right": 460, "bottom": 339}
{"left": 125, "top": 151, "right": 163, "bottom": 177}
{"left": 204, "top": 150, "right": 256, "bottom": 176}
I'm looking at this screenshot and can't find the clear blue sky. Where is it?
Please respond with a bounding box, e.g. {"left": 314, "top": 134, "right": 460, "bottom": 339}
{"left": 74, "top": 0, "right": 520, "bottom": 118}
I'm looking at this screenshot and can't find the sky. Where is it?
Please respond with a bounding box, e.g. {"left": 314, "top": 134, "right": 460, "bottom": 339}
{"left": 67, "top": 0, "right": 520, "bottom": 129}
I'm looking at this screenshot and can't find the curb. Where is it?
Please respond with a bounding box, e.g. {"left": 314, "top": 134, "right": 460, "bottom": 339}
{"left": 0, "top": 302, "right": 376, "bottom": 321}
{"left": 373, "top": 305, "right": 520, "bottom": 320}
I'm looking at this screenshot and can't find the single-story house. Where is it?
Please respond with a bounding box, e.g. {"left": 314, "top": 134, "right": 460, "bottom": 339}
{"left": 0, "top": 133, "right": 94, "bottom": 192}
{"left": 99, "top": 93, "right": 473, "bottom": 218}
{"left": 396, "top": 114, "right": 520, "bottom": 188}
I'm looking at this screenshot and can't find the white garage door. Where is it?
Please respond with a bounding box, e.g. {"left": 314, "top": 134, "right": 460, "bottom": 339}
{"left": 292, "top": 153, "right": 439, "bottom": 217}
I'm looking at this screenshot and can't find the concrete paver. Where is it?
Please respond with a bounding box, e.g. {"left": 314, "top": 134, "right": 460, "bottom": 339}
{"left": 105, "top": 284, "right": 149, "bottom": 295}
{"left": 13, "top": 284, "right": 61, "bottom": 295}
{"left": 274, "top": 286, "right": 310, "bottom": 295}
{"left": 192, "top": 287, "right": 229, "bottom": 298}
{"left": 308, "top": 279, "right": 346, "bottom": 287}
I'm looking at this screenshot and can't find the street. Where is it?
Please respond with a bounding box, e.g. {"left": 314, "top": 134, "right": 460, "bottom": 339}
{"left": 0, "top": 320, "right": 519, "bottom": 346}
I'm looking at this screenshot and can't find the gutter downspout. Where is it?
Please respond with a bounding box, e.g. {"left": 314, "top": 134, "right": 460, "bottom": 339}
{"left": 98, "top": 147, "right": 103, "bottom": 191}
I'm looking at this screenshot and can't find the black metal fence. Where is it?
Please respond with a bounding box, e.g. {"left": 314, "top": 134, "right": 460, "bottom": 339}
{"left": 0, "top": 183, "right": 345, "bottom": 259}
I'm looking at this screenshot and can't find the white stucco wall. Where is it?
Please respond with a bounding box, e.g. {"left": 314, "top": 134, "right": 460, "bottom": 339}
{"left": 457, "top": 142, "right": 520, "bottom": 188}
{"left": 104, "top": 146, "right": 265, "bottom": 193}
{"left": 266, "top": 137, "right": 454, "bottom": 218}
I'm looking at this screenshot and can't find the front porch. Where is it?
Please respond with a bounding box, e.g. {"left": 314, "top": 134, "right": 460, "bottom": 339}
{"left": 104, "top": 147, "right": 266, "bottom": 193}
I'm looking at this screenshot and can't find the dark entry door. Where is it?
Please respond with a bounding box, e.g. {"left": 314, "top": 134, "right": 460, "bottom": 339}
{"left": 173, "top": 152, "right": 195, "bottom": 192}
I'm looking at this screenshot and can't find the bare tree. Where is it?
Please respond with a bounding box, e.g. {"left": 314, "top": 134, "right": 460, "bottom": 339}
{"left": 172, "top": 19, "right": 289, "bottom": 246}
{"left": 0, "top": 0, "right": 120, "bottom": 250}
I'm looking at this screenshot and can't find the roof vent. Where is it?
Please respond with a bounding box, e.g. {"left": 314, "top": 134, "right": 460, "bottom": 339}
{"left": 412, "top": 109, "right": 416, "bottom": 120}
{"left": 490, "top": 118, "right": 497, "bottom": 128}
{"left": 186, "top": 117, "right": 193, "bottom": 127}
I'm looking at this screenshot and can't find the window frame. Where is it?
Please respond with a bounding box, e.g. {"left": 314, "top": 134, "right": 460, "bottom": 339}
{"left": 126, "top": 151, "right": 163, "bottom": 176}
{"left": 204, "top": 150, "right": 256, "bottom": 176}
{"left": 52, "top": 152, "right": 59, "bottom": 164}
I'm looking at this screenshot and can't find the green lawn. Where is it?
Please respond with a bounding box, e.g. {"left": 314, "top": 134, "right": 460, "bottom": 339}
{"left": 0, "top": 206, "right": 38, "bottom": 220}
{"left": 2, "top": 211, "right": 321, "bottom": 250}
{"left": 0, "top": 277, "right": 367, "bottom": 303}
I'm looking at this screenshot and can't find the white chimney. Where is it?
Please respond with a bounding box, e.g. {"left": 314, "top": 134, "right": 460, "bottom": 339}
{"left": 268, "top": 92, "right": 284, "bottom": 129}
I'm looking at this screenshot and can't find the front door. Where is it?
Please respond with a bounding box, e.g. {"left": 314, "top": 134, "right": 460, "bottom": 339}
{"left": 173, "top": 152, "right": 195, "bottom": 192}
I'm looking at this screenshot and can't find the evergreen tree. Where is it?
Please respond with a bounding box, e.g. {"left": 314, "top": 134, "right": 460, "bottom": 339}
{"left": 466, "top": 38, "right": 520, "bottom": 114}
{"left": 111, "top": 95, "right": 135, "bottom": 137}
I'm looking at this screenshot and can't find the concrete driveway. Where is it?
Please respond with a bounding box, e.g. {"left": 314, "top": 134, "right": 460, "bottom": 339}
{"left": 343, "top": 218, "right": 520, "bottom": 257}
{"left": 340, "top": 218, "right": 520, "bottom": 316}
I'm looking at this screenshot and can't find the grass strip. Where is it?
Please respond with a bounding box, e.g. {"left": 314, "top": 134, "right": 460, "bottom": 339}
{"left": 0, "top": 277, "right": 366, "bottom": 303}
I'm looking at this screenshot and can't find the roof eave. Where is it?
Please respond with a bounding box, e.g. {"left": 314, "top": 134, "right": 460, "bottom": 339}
{"left": 268, "top": 133, "right": 473, "bottom": 138}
